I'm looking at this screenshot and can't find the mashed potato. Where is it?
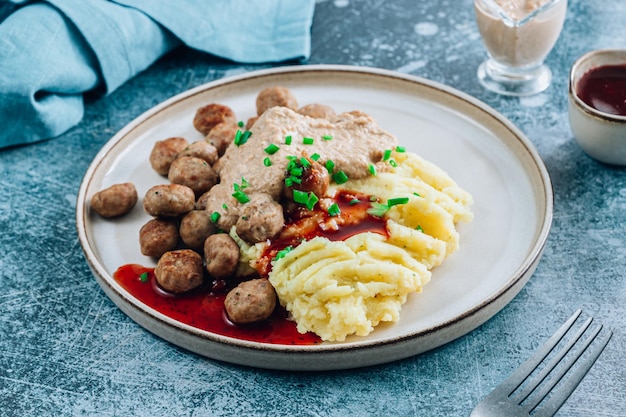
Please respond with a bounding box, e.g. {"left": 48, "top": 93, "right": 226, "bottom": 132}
{"left": 268, "top": 151, "right": 473, "bottom": 342}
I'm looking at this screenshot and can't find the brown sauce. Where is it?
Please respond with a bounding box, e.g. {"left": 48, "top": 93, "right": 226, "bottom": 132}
{"left": 114, "top": 190, "right": 387, "bottom": 345}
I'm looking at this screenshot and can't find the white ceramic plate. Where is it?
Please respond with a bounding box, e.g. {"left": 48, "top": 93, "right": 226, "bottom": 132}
{"left": 76, "top": 65, "right": 553, "bottom": 371}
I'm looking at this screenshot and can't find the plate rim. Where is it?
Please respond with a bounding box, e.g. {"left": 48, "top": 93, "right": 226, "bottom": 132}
{"left": 76, "top": 64, "right": 554, "bottom": 369}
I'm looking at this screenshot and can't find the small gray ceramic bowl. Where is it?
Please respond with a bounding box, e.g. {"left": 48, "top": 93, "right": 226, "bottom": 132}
{"left": 568, "top": 49, "right": 626, "bottom": 166}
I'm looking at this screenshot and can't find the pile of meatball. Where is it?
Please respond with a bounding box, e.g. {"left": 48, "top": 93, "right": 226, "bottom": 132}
{"left": 90, "top": 86, "right": 334, "bottom": 326}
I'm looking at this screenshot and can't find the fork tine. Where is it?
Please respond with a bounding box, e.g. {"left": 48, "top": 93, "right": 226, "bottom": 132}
{"left": 521, "top": 320, "right": 597, "bottom": 411}
{"left": 494, "top": 309, "right": 582, "bottom": 397}
{"left": 515, "top": 316, "right": 594, "bottom": 406}
{"left": 532, "top": 328, "right": 613, "bottom": 417}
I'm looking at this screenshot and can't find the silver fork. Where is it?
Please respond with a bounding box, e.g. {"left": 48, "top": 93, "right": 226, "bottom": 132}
{"left": 470, "top": 309, "right": 613, "bottom": 417}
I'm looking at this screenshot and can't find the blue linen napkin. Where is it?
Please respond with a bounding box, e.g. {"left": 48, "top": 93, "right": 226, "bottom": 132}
{"left": 0, "top": 0, "right": 315, "bottom": 149}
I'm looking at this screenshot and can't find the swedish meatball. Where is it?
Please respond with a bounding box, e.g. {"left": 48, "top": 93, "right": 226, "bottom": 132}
{"left": 177, "top": 141, "right": 218, "bottom": 165}
{"left": 143, "top": 184, "right": 195, "bottom": 217}
{"left": 235, "top": 193, "right": 284, "bottom": 244}
{"left": 204, "top": 233, "right": 240, "bottom": 278}
{"left": 224, "top": 278, "right": 277, "bottom": 324}
{"left": 168, "top": 156, "right": 218, "bottom": 197}
{"left": 297, "top": 103, "right": 336, "bottom": 119}
{"left": 283, "top": 156, "right": 329, "bottom": 201}
{"left": 149, "top": 137, "right": 189, "bottom": 176}
{"left": 256, "top": 86, "right": 298, "bottom": 115}
{"left": 90, "top": 183, "right": 137, "bottom": 218}
{"left": 205, "top": 122, "right": 238, "bottom": 156}
{"left": 193, "top": 103, "right": 236, "bottom": 135}
{"left": 139, "top": 218, "right": 179, "bottom": 258}
{"left": 180, "top": 210, "right": 216, "bottom": 249}
{"left": 154, "top": 249, "right": 203, "bottom": 294}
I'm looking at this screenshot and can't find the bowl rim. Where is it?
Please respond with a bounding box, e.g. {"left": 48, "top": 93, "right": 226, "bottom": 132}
{"left": 569, "top": 48, "right": 626, "bottom": 123}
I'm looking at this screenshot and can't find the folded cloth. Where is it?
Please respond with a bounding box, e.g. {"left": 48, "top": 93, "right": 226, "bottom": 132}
{"left": 0, "top": 0, "right": 315, "bottom": 149}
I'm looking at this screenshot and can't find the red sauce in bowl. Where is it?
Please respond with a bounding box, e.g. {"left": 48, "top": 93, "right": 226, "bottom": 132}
{"left": 114, "top": 190, "right": 388, "bottom": 345}
{"left": 577, "top": 64, "right": 626, "bottom": 116}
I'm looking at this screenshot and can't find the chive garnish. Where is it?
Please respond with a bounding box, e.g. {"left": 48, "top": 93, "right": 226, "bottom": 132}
{"left": 210, "top": 211, "right": 220, "bottom": 223}
{"left": 274, "top": 245, "right": 293, "bottom": 261}
{"left": 139, "top": 272, "right": 149, "bottom": 283}
{"left": 293, "top": 189, "right": 309, "bottom": 205}
{"left": 383, "top": 149, "right": 392, "bottom": 161}
{"left": 232, "top": 180, "right": 250, "bottom": 204}
{"left": 389, "top": 160, "right": 397, "bottom": 167}
{"left": 322, "top": 135, "right": 333, "bottom": 141}
{"left": 349, "top": 198, "right": 360, "bottom": 205}
{"left": 327, "top": 203, "right": 341, "bottom": 217}
{"left": 310, "top": 153, "right": 321, "bottom": 161}
{"left": 285, "top": 135, "right": 292, "bottom": 145}
{"left": 367, "top": 202, "right": 389, "bottom": 217}
{"left": 264, "top": 143, "right": 280, "bottom": 155}
{"left": 395, "top": 146, "right": 406, "bottom": 153}
{"left": 416, "top": 225, "right": 424, "bottom": 232}
{"left": 238, "top": 121, "right": 244, "bottom": 128}
{"left": 368, "top": 164, "right": 377, "bottom": 176}
{"left": 303, "top": 137, "right": 314, "bottom": 145}
{"left": 306, "top": 193, "right": 319, "bottom": 210}
{"left": 325, "top": 160, "right": 335, "bottom": 173}
{"left": 388, "top": 197, "right": 409, "bottom": 207}
{"left": 263, "top": 157, "right": 272, "bottom": 167}
{"left": 332, "top": 171, "right": 349, "bottom": 184}
{"left": 234, "top": 130, "right": 251, "bottom": 146}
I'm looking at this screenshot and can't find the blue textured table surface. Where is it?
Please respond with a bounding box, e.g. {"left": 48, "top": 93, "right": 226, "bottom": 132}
{"left": 1, "top": 1, "right": 625, "bottom": 416}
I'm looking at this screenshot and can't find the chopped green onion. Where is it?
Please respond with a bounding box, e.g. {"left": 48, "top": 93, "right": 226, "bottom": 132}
{"left": 416, "top": 225, "right": 424, "bottom": 232}
{"left": 332, "top": 171, "right": 349, "bottom": 184}
{"left": 383, "top": 149, "right": 392, "bottom": 161}
{"left": 368, "top": 164, "right": 377, "bottom": 176}
{"left": 310, "top": 153, "right": 321, "bottom": 161}
{"left": 413, "top": 192, "right": 421, "bottom": 197}
{"left": 300, "top": 157, "right": 311, "bottom": 168}
{"left": 234, "top": 130, "right": 251, "bottom": 146}
{"left": 322, "top": 135, "right": 333, "bottom": 141}
{"left": 369, "top": 195, "right": 378, "bottom": 202}
{"left": 290, "top": 167, "right": 303, "bottom": 177}
{"left": 292, "top": 189, "right": 309, "bottom": 205}
{"left": 232, "top": 191, "right": 250, "bottom": 204}
{"left": 395, "top": 146, "right": 406, "bottom": 153}
{"left": 327, "top": 203, "right": 341, "bottom": 217}
{"left": 264, "top": 143, "right": 280, "bottom": 155}
{"left": 240, "top": 177, "right": 249, "bottom": 189}
{"left": 325, "top": 160, "right": 335, "bottom": 173}
{"left": 238, "top": 121, "right": 244, "bottom": 128}
{"left": 389, "top": 159, "right": 397, "bottom": 167}
{"left": 367, "top": 202, "right": 389, "bottom": 217}
{"left": 349, "top": 198, "right": 360, "bottom": 205}
{"left": 210, "top": 211, "right": 221, "bottom": 223}
{"left": 232, "top": 181, "right": 250, "bottom": 203}
{"left": 285, "top": 135, "right": 292, "bottom": 145}
{"left": 303, "top": 137, "right": 314, "bottom": 145}
{"left": 306, "top": 193, "right": 319, "bottom": 210}
{"left": 274, "top": 245, "right": 293, "bottom": 261}
{"left": 139, "top": 272, "right": 149, "bottom": 283}
{"left": 222, "top": 203, "right": 229, "bottom": 210}
{"left": 263, "top": 157, "right": 272, "bottom": 167}
{"left": 388, "top": 197, "right": 410, "bottom": 207}
{"left": 240, "top": 130, "right": 252, "bottom": 144}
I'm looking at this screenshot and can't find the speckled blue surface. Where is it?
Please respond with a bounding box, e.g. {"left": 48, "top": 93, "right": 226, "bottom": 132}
{"left": 1, "top": 0, "right": 625, "bottom": 416}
